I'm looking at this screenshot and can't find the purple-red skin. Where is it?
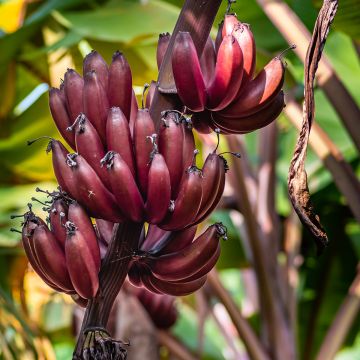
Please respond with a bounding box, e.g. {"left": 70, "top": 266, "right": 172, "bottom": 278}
{"left": 83, "top": 70, "right": 109, "bottom": 144}
{"left": 95, "top": 219, "right": 114, "bottom": 245}
{"left": 172, "top": 32, "right": 206, "bottom": 112}
{"left": 156, "top": 32, "right": 170, "bottom": 70}
{"left": 108, "top": 51, "right": 132, "bottom": 120}
{"left": 49, "top": 199, "right": 68, "bottom": 247}
{"left": 200, "top": 36, "right": 216, "bottom": 87}
{"left": 206, "top": 35, "right": 244, "bottom": 111}
{"left": 145, "top": 153, "right": 171, "bottom": 224}
{"left": 134, "top": 109, "right": 155, "bottom": 196}
{"left": 68, "top": 202, "right": 101, "bottom": 272}
{"left": 83, "top": 50, "right": 109, "bottom": 92}
{"left": 63, "top": 69, "right": 84, "bottom": 122}
{"left": 158, "top": 112, "right": 184, "bottom": 198}
{"left": 106, "top": 153, "right": 144, "bottom": 222}
{"left": 158, "top": 225, "right": 197, "bottom": 255}
{"left": 74, "top": 114, "right": 110, "bottom": 189}
{"left": 49, "top": 88, "right": 76, "bottom": 150}
{"left": 66, "top": 228, "right": 99, "bottom": 299}
{"left": 106, "top": 107, "right": 135, "bottom": 176}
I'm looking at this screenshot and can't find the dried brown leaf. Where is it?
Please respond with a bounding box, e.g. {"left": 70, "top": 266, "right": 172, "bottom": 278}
{"left": 288, "top": 0, "right": 338, "bottom": 253}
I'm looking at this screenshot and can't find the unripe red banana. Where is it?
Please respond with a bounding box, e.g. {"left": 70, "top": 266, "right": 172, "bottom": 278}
{"left": 49, "top": 88, "right": 76, "bottom": 150}
{"left": 172, "top": 32, "right": 206, "bottom": 112}
{"left": 157, "top": 32, "right": 170, "bottom": 70}
{"left": 63, "top": 69, "right": 84, "bottom": 121}
{"left": 191, "top": 111, "right": 213, "bottom": 134}
{"left": 83, "top": 70, "right": 109, "bottom": 144}
{"left": 71, "top": 294, "right": 88, "bottom": 308}
{"left": 134, "top": 109, "right": 155, "bottom": 195}
{"left": 145, "top": 81, "right": 156, "bottom": 109}
{"left": 211, "top": 91, "right": 285, "bottom": 134}
{"left": 219, "top": 57, "right": 285, "bottom": 118}
{"left": 159, "top": 157, "right": 203, "bottom": 231}
{"left": 158, "top": 225, "right": 197, "bottom": 255}
{"left": 222, "top": 15, "right": 256, "bottom": 85}
{"left": 200, "top": 36, "right": 216, "bottom": 87}
{"left": 33, "top": 225, "right": 73, "bottom": 291}
{"left": 101, "top": 151, "right": 144, "bottom": 222}
{"left": 66, "top": 153, "right": 124, "bottom": 222}
{"left": 145, "top": 153, "right": 171, "bottom": 224}
{"left": 108, "top": 51, "right": 132, "bottom": 120}
{"left": 148, "top": 223, "right": 224, "bottom": 282}
{"left": 49, "top": 199, "right": 68, "bottom": 247}
{"left": 73, "top": 113, "right": 110, "bottom": 189}
{"left": 215, "top": 20, "right": 224, "bottom": 53}
{"left": 49, "top": 139, "right": 79, "bottom": 198}
{"left": 83, "top": 50, "right": 109, "bottom": 92}
{"left": 206, "top": 35, "right": 244, "bottom": 111}
{"left": 68, "top": 202, "right": 101, "bottom": 271}
{"left": 147, "top": 273, "right": 207, "bottom": 296}
{"left": 65, "top": 222, "right": 99, "bottom": 299}
{"left": 158, "top": 112, "right": 184, "bottom": 197}
{"left": 95, "top": 219, "right": 114, "bottom": 245}
{"left": 140, "top": 269, "right": 163, "bottom": 294}
{"left": 22, "top": 213, "right": 64, "bottom": 292}
{"left": 106, "top": 107, "right": 135, "bottom": 176}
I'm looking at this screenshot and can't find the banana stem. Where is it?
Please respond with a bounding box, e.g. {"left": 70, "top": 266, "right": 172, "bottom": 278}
{"left": 73, "top": 221, "right": 143, "bottom": 357}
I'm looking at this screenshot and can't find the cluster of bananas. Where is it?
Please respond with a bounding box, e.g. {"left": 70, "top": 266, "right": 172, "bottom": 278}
{"left": 166, "top": 14, "right": 286, "bottom": 134}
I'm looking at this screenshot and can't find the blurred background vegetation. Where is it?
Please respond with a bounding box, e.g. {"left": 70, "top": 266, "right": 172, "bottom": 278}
{"left": 0, "top": 0, "right": 359, "bottom": 359}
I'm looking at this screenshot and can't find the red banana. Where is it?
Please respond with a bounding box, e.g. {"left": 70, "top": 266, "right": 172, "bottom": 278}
{"left": 199, "top": 36, "right": 216, "bottom": 87}
{"left": 211, "top": 91, "right": 285, "bottom": 134}
{"left": 158, "top": 112, "right": 184, "bottom": 197}
{"left": 206, "top": 35, "right": 244, "bottom": 111}
{"left": 66, "top": 153, "right": 124, "bottom": 222}
{"left": 215, "top": 20, "right": 224, "bottom": 53}
{"left": 102, "top": 151, "right": 144, "bottom": 222}
{"left": 159, "top": 161, "right": 203, "bottom": 231}
{"left": 83, "top": 50, "right": 108, "bottom": 92}
{"left": 134, "top": 109, "right": 155, "bottom": 195}
{"left": 68, "top": 202, "right": 101, "bottom": 271}
{"left": 145, "top": 153, "right": 171, "bottom": 224}
{"left": 148, "top": 224, "right": 224, "bottom": 282}
{"left": 49, "top": 199, "right": 68, "bottom": 247}
{"left": 49, "top": 139, "right": 79, "bottom": 198}
{"left": 128, "top": 263, "right": 144, "bottom": 288}
{"left": 106, "top": 107, "right": 135, "bottom": 176}
{"left": 33, "top": 225, "right": 73, "bottom": 291}
{"left": 108, "top": 51, "right": 132, "bottom": 120}
{"left": 219, "top": 57, "right": 285, "bottom": 118}
{"left": 83, "top": 70, "right": 109, "bottom": 144}
{"left": 222, "top": 15, "right": 256, "bottom": 85}
{"left": 172, "top": 32, "right": 206, "bottom": 112}
{"left": 49, "top": 88, "right": 76, "bottom": 149}
{"left": 63, "top": 69, "right": 84, "bottom": 122}
{"left": 73, "top": 113, "right": 110, "bottom": 189}
{"left": 157, "top": 32, "right": 170, "bottom": 70}
{"left": 65, "top": 222, "right": 99, "bottom": 299}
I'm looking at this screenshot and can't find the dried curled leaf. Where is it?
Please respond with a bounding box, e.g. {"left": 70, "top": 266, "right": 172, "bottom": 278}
{"left": 288, "top": 0, "right": 338, "bottom": 253}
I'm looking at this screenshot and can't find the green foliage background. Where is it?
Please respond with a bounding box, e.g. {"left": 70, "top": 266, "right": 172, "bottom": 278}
{"left": 0, "top": 0, "right": 359, "bottom": 359}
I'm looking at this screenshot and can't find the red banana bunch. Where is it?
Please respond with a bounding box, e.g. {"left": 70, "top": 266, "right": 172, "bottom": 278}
{"left": 128, "top": 222, "right": 227, "bottom": 296}
{"left": 48, "top": 61, "right": 228, "bottom": 227}
{"left": 17, "top": 191, "right": 101, "bottom": 304}
{"left": 169, "top": 14, "right": 288, "bottom": 135}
